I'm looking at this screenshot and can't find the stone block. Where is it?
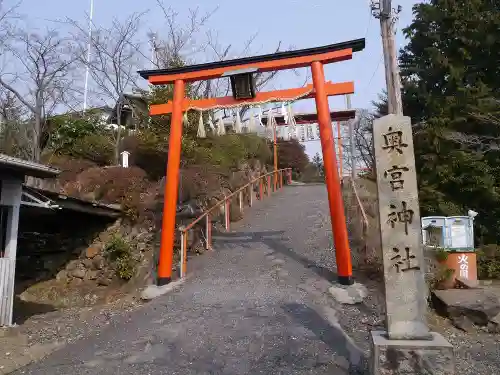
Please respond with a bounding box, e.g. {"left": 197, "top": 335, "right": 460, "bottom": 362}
{"left": 329, "top": 283, "right": 368, "bottom": 304}
{"left": 373, "top": 115, "right": 431, "bottom": 340}
{"left": 370, "top": 330, "right": 455, "bottom": 375}
{"left": 85, "top": 245, "right": 101, "bottom": 259}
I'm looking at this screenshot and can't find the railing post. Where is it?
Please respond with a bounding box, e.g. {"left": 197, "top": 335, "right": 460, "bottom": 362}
{"left": 259, "top": 179, "right": 263, "bottom": 200}
{"left": 267, "top": 176, "right": 271, "bottom": 197}
{"left": 288, "top": 169, "right": 292, "bottom": 184}
{"left": 239, "top": 191, "right": 243, "bottom": 213}
{"left": 248, "top": 184, "right": 253, "bottom": 207}
{"left": 224, "top": 198, "right": 230, "bottom": 231}
{"left": 279, "top": 170, "right": 283, "bottom": 189}
{"left": 179, "top": 227, "right": 187, "bottom": 279}
{"left": 206, "top": 214, "right": 212, "bottom": 250}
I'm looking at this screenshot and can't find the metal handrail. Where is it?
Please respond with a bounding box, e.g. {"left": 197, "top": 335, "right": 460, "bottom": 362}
{"left": 177, "top": 167, "right": 292, "bottom": 278}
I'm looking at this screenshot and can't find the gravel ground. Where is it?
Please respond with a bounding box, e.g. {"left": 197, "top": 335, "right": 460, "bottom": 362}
{"left": 4, "top": 184, "right": 500, "bottom": 374}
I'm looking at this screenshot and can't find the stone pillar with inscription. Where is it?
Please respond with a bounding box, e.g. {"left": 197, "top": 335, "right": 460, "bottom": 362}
{"left": 370, "top": 115, "right": 455, "bottom": 375}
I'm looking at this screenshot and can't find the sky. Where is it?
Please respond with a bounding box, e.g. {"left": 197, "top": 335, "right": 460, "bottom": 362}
{"left": 8, "top": 0, "right": 419, "bottom": 157}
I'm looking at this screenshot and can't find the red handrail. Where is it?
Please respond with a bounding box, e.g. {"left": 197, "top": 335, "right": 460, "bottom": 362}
{"left": 177, "top": 168, "right": 292, "bottom": 277}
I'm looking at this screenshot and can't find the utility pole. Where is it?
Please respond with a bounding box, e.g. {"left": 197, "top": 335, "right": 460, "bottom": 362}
{"left": 371, "top": 0, "right": 403, "bottom": 115}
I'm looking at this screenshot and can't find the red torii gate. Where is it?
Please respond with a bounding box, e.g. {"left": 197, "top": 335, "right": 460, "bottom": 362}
{"left": 261, "top": 109, "right": 356, "bottom": 178}
{"left": 139, "top": 38, "right": 365, "bottom": 286}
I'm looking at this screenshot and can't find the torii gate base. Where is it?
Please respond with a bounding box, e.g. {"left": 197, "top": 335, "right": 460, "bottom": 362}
{"left": 139, "top": 38, "right": 366, "bottom": 286}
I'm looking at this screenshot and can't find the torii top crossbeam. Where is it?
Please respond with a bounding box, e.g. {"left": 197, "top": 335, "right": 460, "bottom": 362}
{"left": 138, "top": 37, "right": 365, "bottom": 288}
{"left": 139, "top": 38, "right": 364, "bottom": 83}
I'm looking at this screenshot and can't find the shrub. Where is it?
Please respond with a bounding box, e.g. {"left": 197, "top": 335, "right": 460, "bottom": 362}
{"left": 179, "top": 164, "right": 229, "bottom": 204}
{"left": 48, "top": 112, "right": 106, "bottom": 152}
{"left": 121, "top": 131, "right": 169, "bottom": 180}
{"left": 434, "top": 248, "right": 449, "bottom": 262}
{"left": 477, "top": 244, "right": 500, "bottom": 279}
{"left": 68, "top": 134, "right": 114, "bottom": 166}
{"left": 104, "top": 235, "right": 136, "bottom": 280}
{"left": 274, "top": 138, "right": 309, "bottom": 173}
{"left": 63, "top": 166, "right": 150, "bottom": 206}
{"left": 191, "top": 134, "right": 271, "bottom": 170}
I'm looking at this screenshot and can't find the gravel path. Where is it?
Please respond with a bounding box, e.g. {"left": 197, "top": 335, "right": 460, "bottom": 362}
{"left": 7, "top": 184, "right": 500, "bottom": 374}
{"left": 10, "top": 185, "right": 364, "bottom": 375}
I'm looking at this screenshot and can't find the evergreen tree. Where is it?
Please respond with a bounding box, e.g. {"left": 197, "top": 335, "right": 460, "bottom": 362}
{"left": 312, "top": 152, "right": 324, "bottom": 176}
{"left": 381, "top": 0, "right": 500, "bottom": 244}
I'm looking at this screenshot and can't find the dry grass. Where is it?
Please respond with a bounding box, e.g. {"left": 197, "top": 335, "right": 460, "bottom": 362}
{"left": 342, "top": 177, "right": 383, "bottom": 278}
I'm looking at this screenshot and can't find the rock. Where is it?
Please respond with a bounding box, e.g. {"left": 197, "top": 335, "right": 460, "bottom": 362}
{"left": 141, "top": 279, "right": 185, "bottom": 301}
{"left": 85, "top": 246, "right": 101, "bottom": 259}
{"left": 97, "top": 277, "right": 112, "bottom": 286}
{"left": 82, "top": 192, "right": 96, "bottom": 201}
{"left": 71, "top": 268, "right": 86, "bottom": 279}
{"left": 92, "top": 255, "right": 105, "bottom": 270}
{"left": 82, "top": 259, "right": 93, "bottom": 269}
{"left": 432, "top": 289, "right": 500, "bottom": 326}
{"left": 98, "top": 231, "right": 112, "bottom": 243}
{"left": 130, "top": 227, "right": 140, "bottom": 239}
{"left": 487, "top": 321, "right": 499, "bottom": 333}
{"left": 456, "top": 277, "right": 480, "bottom": 289}
{"left": 137, "top": 242, "right": 147, "bottom": 252}
{"left": 451, "top": 315, "right": 476, "bottom": 332}
{"left": 65, "top": 260, "right": 80, "bottom": 271}
{"left": 86, "top": 270, "right": 99, "bottom": 280}
{"left": 490, "top": 311, "right": 500, "bottom": 325}
{"left": 328, "top": 283, "right": 368, "bottom": 304}
{"left": 55, "top": 270, "right": 68, "bottom": 282}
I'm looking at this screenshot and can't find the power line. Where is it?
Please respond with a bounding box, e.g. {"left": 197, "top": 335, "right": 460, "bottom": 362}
{"left": 364, "top": 53, "right": 384, "bottom": 94}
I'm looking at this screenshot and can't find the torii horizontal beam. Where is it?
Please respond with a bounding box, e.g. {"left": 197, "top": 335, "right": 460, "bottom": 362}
{"left": 150, "top": 81, "right": 354, "bottom": 115}
{"left": 139, "top": 38, "right": 365, "bottom": 84}
{"left": 261, "top": 110, "right": 356, "bottom": 126}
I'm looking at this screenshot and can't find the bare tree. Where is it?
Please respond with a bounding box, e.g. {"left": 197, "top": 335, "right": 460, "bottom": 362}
{"left": 0, "top": 26, "right": 80, "bottom": 161}
{"left": 151, "top": 1, "right": 217, "bottom": 70}
{"left": 71, "top": 12, "right": 145, "bottom": 164}
{"left": 342, "top": 109, "right": 375, "bottom": 175}
{"left": 151, "top": 2, "right": 284, "bottom": 122}
{"left": 0, "top": 89, "right": 30, "bottom": 158}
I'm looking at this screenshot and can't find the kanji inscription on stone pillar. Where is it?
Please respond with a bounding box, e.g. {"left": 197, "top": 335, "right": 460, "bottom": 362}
{"left": 373, "top": 114, "right": 431, "bottom": 340}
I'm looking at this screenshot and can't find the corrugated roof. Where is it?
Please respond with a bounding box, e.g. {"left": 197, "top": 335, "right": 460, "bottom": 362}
{"left": 0, "top": 154, "right": 60, "bottom": 179}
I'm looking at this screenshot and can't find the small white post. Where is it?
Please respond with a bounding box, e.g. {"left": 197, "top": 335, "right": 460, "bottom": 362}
{"left": 239, "top": 191, "right": 243, "bottom": 214}
{"left": 120, "top": 151, "right": 130, "bottom": 168}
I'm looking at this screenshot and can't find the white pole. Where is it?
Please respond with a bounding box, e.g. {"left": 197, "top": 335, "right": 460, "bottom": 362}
{"left": 83, "top": 0, "right": 94, "bottom": 112}
{"left": 150, "top": 35, "right": 156, "bottom": 69}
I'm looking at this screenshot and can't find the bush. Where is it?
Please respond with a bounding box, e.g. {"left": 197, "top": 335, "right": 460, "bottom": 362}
{"left": 48, "top": 112, "right": 106, "bottom": 152}
{"left": 63, "top": 166, "right": 150, "bottom": 205}
{"left": 300, "top": 164, "right": 324, "bottom": 183}
{"left": 68, "top": 134, "right": 114, "bottom": 166}
{"left": 179, "top": 164, "right": 229, "bottom": 204}
{"left": 477, "top": 244, "right": 500, "bottom": 279}
{"left": 274, "top": 138, "right": 309, "bottom": 173}
{"left": 121, "top": 131, "right": 169, "bottom": 180}
{"left": 189, "top": 134, "right": 271, "bottom": 170}
{"left": 104, "top": 235, "right": 136, "bottom": 280}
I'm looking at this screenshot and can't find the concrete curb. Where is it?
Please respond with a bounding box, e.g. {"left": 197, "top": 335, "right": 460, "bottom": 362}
{"left": 140, "top": 278, "right": 186, "bottom": 301}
